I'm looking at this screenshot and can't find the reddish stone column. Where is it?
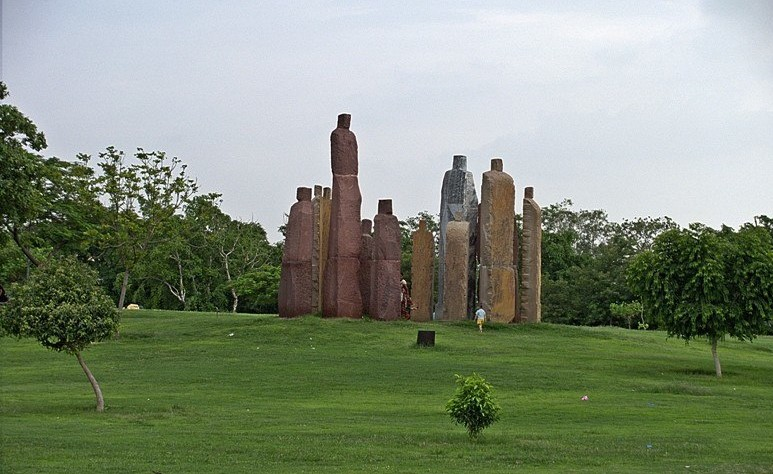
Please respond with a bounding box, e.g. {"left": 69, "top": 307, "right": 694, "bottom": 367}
{"left": 311, "top": 185, "right": 322, "bottom": 313}
{"left": 279, "top": 187, "right": 314, "bottom": 318}
{"left": 322, "top": 114, "right": 363, "bottom": 318}
{"left": 359, "top": 219, "right": 373, "bottom": 317}
{"left": 318, "top": 186, "right": 331, "bottom": 312}
{"left": 410, "top": 219, "right": 434, "bottom": 322}
{"left": 370, "top": 199, "right": 402, "bottom": 320}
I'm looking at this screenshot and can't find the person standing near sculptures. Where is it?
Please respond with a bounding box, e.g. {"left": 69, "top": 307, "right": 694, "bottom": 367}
{"left": 475, "top": 307, "right": 486, "bottom": 332}
{"left": 400, "top": 279, "right": 412, "bottom": 320}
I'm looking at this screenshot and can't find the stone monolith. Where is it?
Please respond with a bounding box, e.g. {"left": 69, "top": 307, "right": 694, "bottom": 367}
{"left": 279, "top": 187, "right": 314, "bottom": 318}
{"left": 322, "top": 114, "right": 363, "bottom": 318}
{"left": 410, "top": 219, "right": 434, "bottom": 322}
{"left": 478, "top": 158, "right": 516, "bottom": 323}
{"left": 359, "top": 219, "right": 373, "bottom": 316}
{"left": 437, "top": 155, "right": 478, "bottom": 320}
{"left": 442, "top": 220, "right": 469, "bottom": 321}
{"left": 520, "top": 186, "right": 542, "bottom": 323}
{"left": 318, "top": 186, "right": 331, "bottom": 311}
{"left": 370, "top": 199, "right": 401, "bottom": 320}
{"left": 311, "top": 185, "right": 322, "bottom": 312}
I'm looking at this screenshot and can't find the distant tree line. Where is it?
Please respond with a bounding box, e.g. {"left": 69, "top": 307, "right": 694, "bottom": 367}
{"left": 3, "top": 81, "right": 772, "bottom": 336}
{"left": 0, "top": 82, "right": 282, "bottom": 314}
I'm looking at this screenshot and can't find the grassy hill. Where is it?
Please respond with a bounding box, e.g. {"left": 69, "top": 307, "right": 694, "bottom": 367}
{"left": 2, "top": 310, "right": 772, "bottom": 473}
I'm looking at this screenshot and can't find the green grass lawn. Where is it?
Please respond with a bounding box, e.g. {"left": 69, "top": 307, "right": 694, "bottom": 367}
{"left": 2, "top": 310, "right": 772, "bottom": 473}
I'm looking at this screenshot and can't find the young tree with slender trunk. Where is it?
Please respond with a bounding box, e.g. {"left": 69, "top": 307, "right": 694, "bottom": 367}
{"left": 0, "top": 256, "right": 120, "bottom": 411}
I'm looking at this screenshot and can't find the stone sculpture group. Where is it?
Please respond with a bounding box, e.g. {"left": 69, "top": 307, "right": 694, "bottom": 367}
{"left": 278, "top": 114, "right": 542, "bottom": 323}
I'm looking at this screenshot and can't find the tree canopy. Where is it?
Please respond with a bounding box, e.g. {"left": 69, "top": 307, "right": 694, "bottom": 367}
{"left": 627, "top": 224, "right": 773, "bottom": 376}
{"left": 0, "top": 256, "right": 120, "bottom": 410}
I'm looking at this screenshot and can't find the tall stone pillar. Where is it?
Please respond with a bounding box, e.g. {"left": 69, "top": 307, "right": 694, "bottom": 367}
{"left": 370, "top": 199, "right": 402, "bottom": 321}
{"left": 437, "top": 155, "right": 478, "bottom": 320}
{"left": 311, "top": 185, "right": 322, "bottom": 313}
{"left": 410, "top": 219, "right": 434, "bottom": 322}
{"left": 479, "top": 158, "right": 516, "bottom": 323}
{"left": 442, "top": 220, "right": 469, "bottom": 321}
{"left": 411, "top": 219, "right": 435, "bottom": 321}
{"left": 513, "top": 211, "right": 521, "bottom": 322}
{"left": 322, "top": 114, "right": 363, "bottom": 318}
{"left": 520, "top": 186, "right": 542, "bottom": 323}
{"left": 278, "top": 187, "right": 314, "bottom": 318}
{"left": 359, "top": 219, "right": 373, "bottom": 317}
{"left": 318, "top": 186, "right": 331, "bottom": 312}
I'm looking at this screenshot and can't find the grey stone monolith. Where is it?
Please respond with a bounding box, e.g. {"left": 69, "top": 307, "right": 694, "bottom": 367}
{"left": 323, "top": 114, "right": 363, "bottom": 318}
{"left": 370, "top": 199, "right": 401, "bottom": 320}
{"left": 437, "top": 155, "right": 478, "bottom": 320}
{"left": 478, "top": 158, "right": 516, "bottom": 323}
{"left": 442, "top": 220, "right": 469, "bottom": 321}
{"left": 410, "top": 219, "right": 434, "bottom": 322}
{"left": 520, "top": 186, "right": 542, "bottom": 323}
{"left": 279, "top": 187, "right": 314, "bottom": 318}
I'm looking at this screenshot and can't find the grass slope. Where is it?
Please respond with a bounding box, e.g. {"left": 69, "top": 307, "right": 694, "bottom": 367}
{"left": 2, "top": 310, "right": 772, "bottom": 473}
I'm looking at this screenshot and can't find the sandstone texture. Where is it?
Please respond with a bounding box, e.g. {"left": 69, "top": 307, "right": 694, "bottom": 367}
{"left": 410, "top": 219, "right": 434, "bottom": 322}
{"left": 437, "top": 155, "right": 478, "bottom": 319}
{"left": 442, "top": 220, "right": 469, "bottom": 321}
{"left": 279, "top": 187, "right": 314, "bottom": 317}
{"left": 359, "top": 219, "right": 373, "bottom": 317}
{"left": 520, "top": 186, "right": 542, "bottom": 323}
{"left": 370, "top": 199, "right": 401, "bottom": 321}
{"left": 478, "top": 158, "right": 516, "bottom": 323}
{"left": 322, "top": 114, "right": 363, "bottom": 318}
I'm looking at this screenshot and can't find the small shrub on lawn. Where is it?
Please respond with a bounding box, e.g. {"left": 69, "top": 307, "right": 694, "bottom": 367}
{"left": 445, "top": 372, "right": 501, "bottom": 439}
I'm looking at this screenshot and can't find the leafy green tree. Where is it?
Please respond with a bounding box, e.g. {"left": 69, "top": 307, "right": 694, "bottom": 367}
{"left": 628, "top": 225, "right": 773, "bottom": 377}
{"left": 0, "top": 256, "right": 120, "bottom": 411}
{"left": 92, "top": 147, "right": 198, "bottom": 308}
{"left": 1, "top": 83, "right": 101, "bottom": 271}
{"left": 446, "top": 373, "right": 501, "bottom": 439}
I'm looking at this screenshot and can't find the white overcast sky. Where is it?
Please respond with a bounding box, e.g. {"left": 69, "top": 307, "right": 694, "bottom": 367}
{"left": 2, "top": 1, "right": 772, "bottom": 243}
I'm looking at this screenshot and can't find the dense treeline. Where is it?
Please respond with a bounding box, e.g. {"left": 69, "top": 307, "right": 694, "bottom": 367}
{"left": 2, "top": 82, "right": 771, "bottom": 329}
{"left": 1, "top": 82, "right": 282, "bottom": 313}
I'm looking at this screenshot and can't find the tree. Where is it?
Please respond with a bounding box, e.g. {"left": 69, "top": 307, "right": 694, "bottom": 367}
{"left": 93, "top": 147, "right": 198, "bottom": 308}
{"left": 445, "top": 373, "right": 501, "bottom": 439}
{"left": 0, "top": 256, "right": 120, "bottom": 411}
{"left": 628, "top": 224, "right": 773, "bottom": 377}
{"left": 399, "top": 211, "right": 439, "bottom": 288}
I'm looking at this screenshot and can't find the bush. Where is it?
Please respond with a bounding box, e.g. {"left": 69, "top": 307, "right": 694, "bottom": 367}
{"left": 445, "top": 373, "right": 501, "bottom": 439}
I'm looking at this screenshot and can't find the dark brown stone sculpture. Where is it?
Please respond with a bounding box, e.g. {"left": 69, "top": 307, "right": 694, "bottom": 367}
{"left": 370, "top": 199, "right": 401, "bottom": 320}
{"left": 359, "top": 219, "right": 373, "bottom": 317}
{"left": 478, "top": 158, "right": 516, "bottom": 323}
{"left": 520, "top": 186, "right": 542, "bottom": 323}
{"left": 322, "top": 114, "right": 363, "bottom": 318}
{"left": 278, "top": 187, "right": 314, "bottom": 318}
{"left": 410, "top": 219, "right": 434, "bottom": 322}
{"left": 443, "top": 220, "right": 469, "bottom": 321}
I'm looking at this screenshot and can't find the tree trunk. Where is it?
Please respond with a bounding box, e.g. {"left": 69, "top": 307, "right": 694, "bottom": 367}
{"left": 711, "top": 338, "right": 722, "bottom": 378}
{"left": 76, "top": 351, "right": 105, "bottom": 412}
{"left": 117, "top": 270, "right": 129, "bottom": 309}
{"left": 231, "top": 289, "right": 238, "bottom": 313}
{"left": 9, "top": 225, "right": 41, "bottom": 268}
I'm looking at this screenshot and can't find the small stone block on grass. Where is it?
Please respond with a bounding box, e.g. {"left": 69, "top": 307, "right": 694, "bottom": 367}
{"left": 417, "top": 330, "right": 435, "bottom": 347}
